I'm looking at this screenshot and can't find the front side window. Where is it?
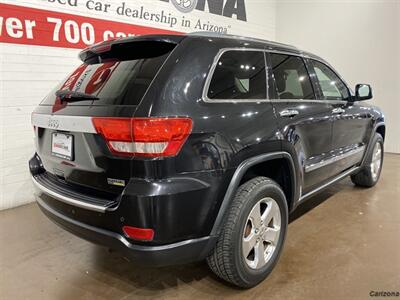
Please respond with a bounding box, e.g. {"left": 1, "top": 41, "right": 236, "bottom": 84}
{"left": 311, "top": 60, "right": 350, "bottom": 100}
{"left": 207, "top": 51, "right": 267, "bottom": 100}
{"left": 270, "top": 54, "right": 315, "bottom": 100}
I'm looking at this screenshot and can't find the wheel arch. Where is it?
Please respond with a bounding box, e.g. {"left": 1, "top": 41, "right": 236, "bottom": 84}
{"left": 376, "top": 124, "right": 386, "bottom": 141}
{"left": 361, "top": 121, "right": 385, "bottom": 166}
{"left": 210, "top": 152, "right": 297, "bottom": 237}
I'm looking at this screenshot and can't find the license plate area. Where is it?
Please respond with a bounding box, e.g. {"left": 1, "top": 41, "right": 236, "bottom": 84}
{"left": 51, "top": 132, "right": 73, "bottom": 160}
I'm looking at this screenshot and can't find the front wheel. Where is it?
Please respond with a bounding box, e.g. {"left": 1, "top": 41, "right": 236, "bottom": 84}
{"left": 207, "top": 177, "right": 288, "bottom": 288}
{"left": 351, "top": 133, "right": 384, "bottom": 187}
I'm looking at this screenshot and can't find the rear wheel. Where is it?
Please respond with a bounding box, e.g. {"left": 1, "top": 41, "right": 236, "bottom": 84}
{"left": 351, "top": 133, "right": 384, "bottom": 187}
{"left": 207, "top": 177, "right": 288, "bottom": 288}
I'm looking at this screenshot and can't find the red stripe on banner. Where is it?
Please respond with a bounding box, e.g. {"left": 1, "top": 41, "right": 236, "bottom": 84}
{"left": 0, "top": 3, "right": 182, "bottom": 49}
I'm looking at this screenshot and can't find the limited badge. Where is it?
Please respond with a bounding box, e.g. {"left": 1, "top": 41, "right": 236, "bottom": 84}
{"left": 107, "top": 178, "right": 126, "bottom": 187}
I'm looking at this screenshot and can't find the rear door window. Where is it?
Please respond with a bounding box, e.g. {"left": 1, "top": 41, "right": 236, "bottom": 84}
{"left": 41, "top": 43, "right": 174, "bottom": 106}
{"left": 270, "top": 54, "right": 315, "bottom": 100}
{"left": 207, "top": 50, "right": 267, "bottom": 100}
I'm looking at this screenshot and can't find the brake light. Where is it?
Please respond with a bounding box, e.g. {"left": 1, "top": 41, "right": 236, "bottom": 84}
{"left": 92, "top": 117, "right": 193, "bottom": 157}
{"left": 122, "top": 226, "right": 154, "bottom": 241}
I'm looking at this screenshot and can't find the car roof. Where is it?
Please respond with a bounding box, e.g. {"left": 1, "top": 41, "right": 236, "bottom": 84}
{"left": 186, "top": 32, "right": 327, "bottom": 62}
{"left": 79, "top": 33, "right": 327, "bottom": 64}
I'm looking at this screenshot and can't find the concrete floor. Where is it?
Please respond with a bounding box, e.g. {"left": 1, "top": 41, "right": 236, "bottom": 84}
{"left": 1, "top": 154, "right": 399, "bottom": 300}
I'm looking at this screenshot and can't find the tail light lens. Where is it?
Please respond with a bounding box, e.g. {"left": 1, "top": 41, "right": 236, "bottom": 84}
{"left": 92, "top": 117, "right": 193, "bottom": 157}
{"left": 122, "top": 226, "right": 154, "bottom": 241}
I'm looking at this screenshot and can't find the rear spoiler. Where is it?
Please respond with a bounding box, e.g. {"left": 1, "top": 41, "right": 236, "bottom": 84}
{"left": 79, "top": 34, "right": 185, "bottom": 63}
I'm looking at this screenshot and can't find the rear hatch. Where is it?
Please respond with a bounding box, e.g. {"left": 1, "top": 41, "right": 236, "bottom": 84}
{"left": 32, "top": 36, "right": 183, "bottom": 198}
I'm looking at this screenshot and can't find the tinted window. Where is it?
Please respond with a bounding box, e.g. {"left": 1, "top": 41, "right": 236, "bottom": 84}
{"left": 271, "top": 54, "right": 315, "bottom": 100}
{"left": 41, "top": 45, "right": 173, "bottom": 106}
{"left": 311, "top": 60, "right": 350, "bottom": 100}
{"left": 207, "top": 51, "right": 267, "bottom": 100}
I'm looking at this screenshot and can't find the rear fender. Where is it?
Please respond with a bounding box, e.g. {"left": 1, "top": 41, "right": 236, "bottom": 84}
{"left": 210, "top": 151, "right": 298, "bottom": 237}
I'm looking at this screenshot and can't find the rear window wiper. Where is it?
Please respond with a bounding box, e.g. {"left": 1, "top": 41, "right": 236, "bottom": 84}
{"left": 55, "top": 90, "right": 99, "bottom": 102}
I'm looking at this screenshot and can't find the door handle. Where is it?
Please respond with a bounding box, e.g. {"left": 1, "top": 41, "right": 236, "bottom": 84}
{"left": 332, "top": 108, "right": 345, "bottom": 114}
{"left": 279, "top": 109, "right": 299, "bottom": 118}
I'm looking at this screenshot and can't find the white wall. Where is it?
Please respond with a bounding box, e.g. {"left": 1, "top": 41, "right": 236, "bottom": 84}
{"left": 0, "top": 0, "right": 277, "bottom": 210}
{"left": 0, "top": 44, "right": 81, "bottom": 210}
{"left": 276, "top": 0, "right": 400, "bottom": 153}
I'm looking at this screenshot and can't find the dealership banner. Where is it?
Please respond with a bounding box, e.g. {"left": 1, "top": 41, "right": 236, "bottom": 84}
{"left": 0, "top": 3, "right": 181, "bottom": 49}
{"left": 0, "top": 0, "right": 271, "bottom": 50}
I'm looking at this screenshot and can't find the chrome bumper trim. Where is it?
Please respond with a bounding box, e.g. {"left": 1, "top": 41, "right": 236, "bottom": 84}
{"left": 31, "top": 176, "right": 106, "bottom": 213}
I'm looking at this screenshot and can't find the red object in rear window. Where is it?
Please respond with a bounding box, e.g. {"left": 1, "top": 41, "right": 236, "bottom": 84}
{"left": 92, "top": 117, "right": 193, "bottom": 157}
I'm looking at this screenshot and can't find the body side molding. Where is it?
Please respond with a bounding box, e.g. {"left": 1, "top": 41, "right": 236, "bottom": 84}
{"left": 305, "top": 145, "right": 365, "bottom": 173}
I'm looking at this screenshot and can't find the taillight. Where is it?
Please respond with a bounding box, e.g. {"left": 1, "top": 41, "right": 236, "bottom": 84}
{"left": 92, "top": 117, "right": 193, "bottom": 157}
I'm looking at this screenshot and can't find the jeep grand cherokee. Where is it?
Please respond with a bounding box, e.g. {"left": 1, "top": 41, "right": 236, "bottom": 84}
{"left": 29, "top": 33, "right": 385, "bottom": 288}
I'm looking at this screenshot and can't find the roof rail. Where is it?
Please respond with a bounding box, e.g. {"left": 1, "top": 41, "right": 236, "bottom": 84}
{"left": 187, "top": 32, "right": 298, "bottom": 50}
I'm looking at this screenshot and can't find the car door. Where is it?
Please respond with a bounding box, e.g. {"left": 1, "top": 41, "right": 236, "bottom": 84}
{"left": 267, "top": 52, "right": 337, "bottom": 194}
{"left": 309, "top": 59, "right": 370, "bottom": 174}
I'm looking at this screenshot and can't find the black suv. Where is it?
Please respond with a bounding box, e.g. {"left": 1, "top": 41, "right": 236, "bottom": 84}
{"left": 29, "top": 33, "right": 385, "bottom": 288}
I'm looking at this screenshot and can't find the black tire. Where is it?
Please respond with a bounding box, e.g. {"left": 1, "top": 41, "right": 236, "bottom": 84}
{"left": 351, "top": 133, "right": 384, "bottom": 187}
{"left": 207, "top": 176, "right": 288, "bottom": 288}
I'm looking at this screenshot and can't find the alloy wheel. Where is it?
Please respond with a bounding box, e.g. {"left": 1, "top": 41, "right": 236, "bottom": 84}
{"left": 242, "top": 197, "right": 281, "bottom": 270}
{"left": 370, "top": 141, "right": 382, "bottom": 181}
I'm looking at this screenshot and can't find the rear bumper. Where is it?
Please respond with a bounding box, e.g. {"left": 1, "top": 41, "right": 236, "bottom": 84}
{"left": 36, "top": 196, "right": 216, "bottom": 266}
{"left": 30, "top": 152, "right": 220, "bottom": 266}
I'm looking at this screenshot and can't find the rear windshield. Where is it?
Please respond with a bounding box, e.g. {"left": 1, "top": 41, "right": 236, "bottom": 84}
{"left": 41, "top": 43, "right": 174, "bottom": 106}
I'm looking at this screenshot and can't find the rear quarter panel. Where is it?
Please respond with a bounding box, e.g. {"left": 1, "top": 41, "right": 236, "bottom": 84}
{"left": 134, "top": 37, "right": 282, "bottom": 236}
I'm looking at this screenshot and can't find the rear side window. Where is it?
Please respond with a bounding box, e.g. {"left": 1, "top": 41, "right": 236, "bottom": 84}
{"left": 207, "top": 51, "right": 267, "bottom": 100}
{"left": 270, "top": 54, "right": 315, "bottom": 100}
{"left": 41, "top": 42, "right": 174, "bottom": 106}
{"left": 311, "top": 60, "right": 350, "bottom": 100}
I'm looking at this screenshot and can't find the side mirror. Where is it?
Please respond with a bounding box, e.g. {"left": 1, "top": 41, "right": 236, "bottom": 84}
{"left": 355, "top": 84, "right": 372, "bottom": 101}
